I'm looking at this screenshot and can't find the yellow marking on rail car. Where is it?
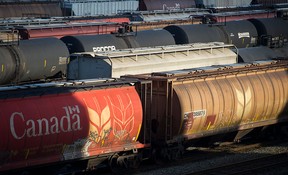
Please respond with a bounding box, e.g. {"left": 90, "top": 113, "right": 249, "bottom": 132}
{"left": 44, "top": 59, "right": 47, "bottom": 68}
{"left": 206, "top": 122, "right": 211, "bottom": 130}
{"left": 135, "top": 124, "right": 142, "bottom": 141}
{"left": 25, "top": 149, "right": 30, "bottom": 160}
{"left": 1, "top": 64, "right": 4, "bottom": 72}
{"left": 254, "top": 114, "right": 259, "bottom": 121}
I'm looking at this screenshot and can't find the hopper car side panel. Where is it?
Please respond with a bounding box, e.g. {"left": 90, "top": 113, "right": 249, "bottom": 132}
{"left": 140, "top": 62, "right": 288, "bottom": 142}
{"left": 0, "top": 85, "right": 143, "bottom": 171}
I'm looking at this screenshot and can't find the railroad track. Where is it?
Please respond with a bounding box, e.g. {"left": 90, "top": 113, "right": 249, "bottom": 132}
{"left": 187, "top": 152, "right": 288, "bottom": 175}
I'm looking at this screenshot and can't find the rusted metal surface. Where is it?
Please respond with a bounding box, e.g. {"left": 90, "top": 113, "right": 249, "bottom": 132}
{"left": 17, "top": 22, "right": 122, "bottom": 39}
{"left": 0, "top": 81, "right": 143, "bottom": 171}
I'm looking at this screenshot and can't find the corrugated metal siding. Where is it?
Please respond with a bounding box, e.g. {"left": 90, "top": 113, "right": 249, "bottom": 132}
{"left": 195, "top": 0, "right": 252, "bottom": 8}
{"left": 68, "top": 0, "right": 139, "bottom": 16}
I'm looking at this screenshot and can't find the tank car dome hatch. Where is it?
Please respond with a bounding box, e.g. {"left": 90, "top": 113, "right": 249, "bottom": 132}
{"left": 220, "top": 20, "right": 258, "bottom": 48}
{"left": 248, "top": 18, "right": 288, "bottom": 47}
{"left": 127, "top": 29, "right": 176, "bottom": 48}
{"left": 236, "top": 46, "right": 283, "bottom": 62}
{"left": 60, "top": 34, "right": 129, "bottom": 54}
{"left": 164, "top": 24, "right": 227, "bottom": 44}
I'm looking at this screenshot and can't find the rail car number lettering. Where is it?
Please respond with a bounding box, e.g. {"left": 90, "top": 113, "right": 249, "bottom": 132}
{"left": 93, "top": 46, "right": 116, "bottom": 53}
{"left": 192, "top": 109, "right": 207, "bottom": 118}
{"left": 238, "top": 32, "right": 250, "bottom": 38}
{"left": 10, "top": 105, "right": 82, "bottom": 140}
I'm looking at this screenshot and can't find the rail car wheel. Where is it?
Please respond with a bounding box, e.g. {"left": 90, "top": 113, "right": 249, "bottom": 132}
{"left": 127, "top": 152, "right": 142, "bottom": 169}
{"left": 108, "top": 152, "right": 142, "bottom": 172}
{"left": 108, "top": 153, "right": 122, "bottom": 172}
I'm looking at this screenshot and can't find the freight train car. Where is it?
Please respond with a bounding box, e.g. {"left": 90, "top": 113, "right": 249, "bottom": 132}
{"left": 164, "top": 18, "right": 288, "bottom": 48}
{"left": 1, "top": 17, "right": 288, "bottom": 86}
{"left": 60, "top": 29, "right": 175, "bottom": 53}
{"left": 67, "top": 42, "right": 237, "bottom": 80}
{"left": 125, "top": 60, "right": 288, "bottom": 159}
{"left": 0, "top": 78, "right": 145, "bottom": 174}
{"left": 0, "top": 60, "right": 287, "bottom": 174}
{"left": 63, "top": 0, "right": 139, "bottom": 16}
{"left": 248, "top": 18, "right": 288, "bottom": 47}
{"left": 15, "top": 22, "right": 124, "bottom": 39}
{"left": 0, "top": 37, "right": 69, "bottom": 85}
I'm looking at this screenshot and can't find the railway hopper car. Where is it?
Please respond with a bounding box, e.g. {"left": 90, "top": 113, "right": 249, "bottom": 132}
{"left": 0, "top": 60, "right": 287, "bottom": 174}
{"left": 0, "top": 37, "right": 69, "bottom": 85}
{"left": 0, "top": 79, "right": 145, "bottom": 173}
{"left": 67, "top": 42, "right": 237, "bottom": 80}
{"left": 125, "top": 60, "right": 288, "bottom": 154}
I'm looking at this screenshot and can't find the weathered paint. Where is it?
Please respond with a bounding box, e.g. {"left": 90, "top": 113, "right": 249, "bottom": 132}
{"left": 134, "top": 61, "right": 288, "bottom": 141}
{"left": 0, "top": 86, "right": 143, "bottom": 171}
{"left": 175, "top": 67, "right": 288, "bottom": 136}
